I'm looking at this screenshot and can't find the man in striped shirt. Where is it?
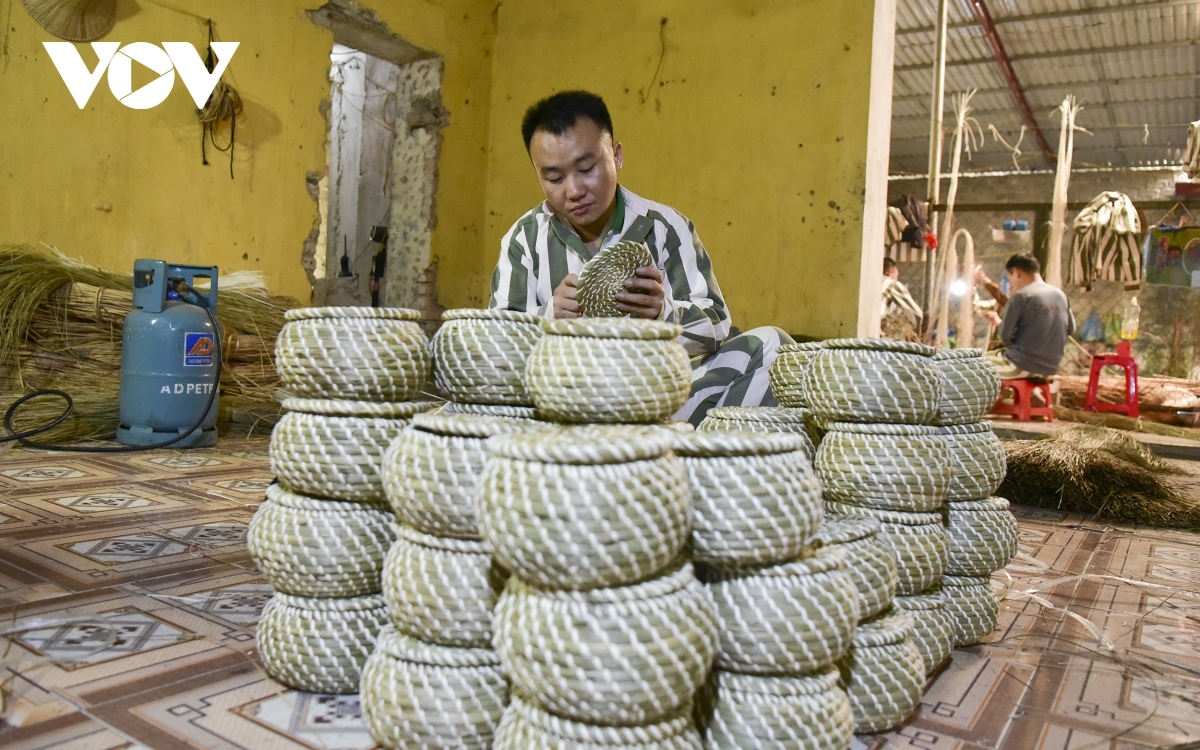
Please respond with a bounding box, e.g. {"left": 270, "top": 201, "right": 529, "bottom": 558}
{"left": 489, "top": 90, "right": 792, "bottom": 425}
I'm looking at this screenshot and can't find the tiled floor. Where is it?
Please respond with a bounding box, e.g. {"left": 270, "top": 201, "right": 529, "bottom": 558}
{"left": 1, "top": 440, "right": 1198, "bottom": 749}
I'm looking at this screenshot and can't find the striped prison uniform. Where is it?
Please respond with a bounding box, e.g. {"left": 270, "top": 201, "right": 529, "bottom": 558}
{"left": 490, "top": 186, "right": 793, "bottom": 425}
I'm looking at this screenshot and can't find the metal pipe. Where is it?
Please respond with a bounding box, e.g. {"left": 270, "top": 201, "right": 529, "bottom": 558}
{"left": 922, "top": 0, "right": 950, "bottom": 334}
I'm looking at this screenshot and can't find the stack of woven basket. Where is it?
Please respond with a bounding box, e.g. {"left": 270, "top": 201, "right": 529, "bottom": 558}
{"left": 251, "top": 307, "right": 434, "bottom": 694}
{"left": 430, "top": 308, "right": 543, "bottom": 420}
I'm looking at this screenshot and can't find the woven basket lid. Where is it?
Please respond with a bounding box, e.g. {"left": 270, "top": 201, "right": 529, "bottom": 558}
{"left": 507, "top": 689, "right": 694, "bottom": 744}
{"left": 935, "top": 421, "right": 995, "bottom": 436}
{"left": 576, "top": 240, "right": 655, "bottom": 318}
{"left": 946, "top": 497, "right": 1010, "bottom": 512}
{"left": 942, "top": 574, "right": 993, "bottom": 590}
{"left": 813, "top": 517, "right": 881, "bottom": 546}
{"left": 825, "top": 422, "right": 943, "bottom": 437}
{"left": 281, "top": 398, "right": 435, "bottom": 418}
{"left": 440, "top": 402, "right": 539, "bottom": 419}
{"left": 852, "top": 609, "right": 914, "bottom": 647}
{"left": 506, "top": 560, "right": 693, "bottom": 606}
{"left": 285, "top": 306, "right": 421, "bottom": 321}
{"left": 487, "top": 424, "right": 675, "bottom": 464}
{"left": 933, "top": 347, "right": 985, "bottom": 361}
{"left": 376, "top": 624, "right": 501, "bottom": 667}
{"left": 441, "top": 308, "right": 541, "bottom": 324}
{"left": 541, "top": 317, "right": 682, "bottom": 341}
{"left": 266, "top": 483, "right": 388, "bottom": 511}
{"left": 412, "top": 412, "right": 544, "bottom": 439}
{"left": 395, "top": 523, "right": 490, "bottom": 555}
{"left": 673, "top": 430, "right": 804, "bottom": 458}
{"left": 706, "top": 406, "right": 807, "bottom": 424}
{"left": 22, "top": 0, "right": 115, "bottom": 41}
{"left": 827, "top": 502, "right": 942, "bottom": 527}
{"left": 893, "top": 592, "right": 946, "bottom": 612}
{"left": 272, "top": 592, "right": 386, "bottom": 612}
{"left": 822, "top": 338, "right": 935, "bottom": 357}
{"left": 777, "top": 341, "right": 825, "bottom": 354}
{"left": 704, "top": 546, "right": 841, "bottom": 583}
{"left": 716, "top": 667, "right": 840, "bottom": 698}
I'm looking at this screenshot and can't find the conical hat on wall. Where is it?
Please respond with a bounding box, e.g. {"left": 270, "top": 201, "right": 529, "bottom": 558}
{"left": 22, "top": 0, "right": 116, "bottom": 42}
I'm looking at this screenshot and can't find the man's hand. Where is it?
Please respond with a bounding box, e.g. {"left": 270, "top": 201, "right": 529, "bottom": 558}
{"left": 974, "top": 264, "right": 992, "bottom": 285}
{"left": 616, "top": 266, "right": 666, "bottom": 319}
{"left": 981, "top": 310, "right": 1002, "bottom": 326}
{"left": 552, "top": 274, "right": 581, "bottom": 318}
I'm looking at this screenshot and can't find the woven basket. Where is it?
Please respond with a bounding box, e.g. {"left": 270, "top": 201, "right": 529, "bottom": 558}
{"left": 944, "top": 497, "right": 1019, "bottom": 576}
{"left": 702, "top": 547, "right": 859, "bottom": 675}
{"left": 933, "top": 349, "right": 1001, "bottom": 425}
{"left": 803, "top": 338, "right": 941, "bottom": 425}
{"left": 696, "top": 668, "right": 853, "bottom": 750}
{"left": 493, "top": 562, "right": 718, "bottom": 726}
{"left": 811, "top": 518, "right": 898, "bottom": 620}
{"left": 257, "top": 592, "right": 388, "bottom": 694}
{"left": 247, "top": 484, "right": 394, "bottom": 598}
{"left": 440, "top": 402, "right": 540, "bottom": 420}
{"left": 433, "top": 309, "right": 543, "bottom": 405}
{"left": 382, "top": 413, "right": 546, "bottom": 539}
{"left": 892, "top": 594, "right": 955, "bottom": 676}
{"left": 271, "top": 398, "right": 434, "bottom": 502}
{"left": 937, "top": 422, "right": 1006, "bottom": 501}
{"left": 361, "top": 625, "right": 507, "bottom": 750}
{"left": 479, "top": 426, "right": 690, "bottom": 590}
{"left": 824, "top": 502, "right": 948, "bottom": 596}
{"left": 696, "top": 406, "right": 816, "bottom": 459}
{"left": 495, "top": 690, "right": 702, "bottom": 750}
{"left": 816, "top": 422, "right": 951, "bottom": 512}
{"left": 767, "top": 342, "right": 824, "bottom": 409}
{"left": 576, "top": 240, "right": 656, "bottom": 318}
{"left": 382, "top": 524, "right": 507, "bottom": 649}
{"left": 276, "top": 307, "right": 431, "bottom": 402}
{"left": 525, "top": 318, "right": 691, "bottom": 424}
{"left": 940, "top": 575, "right": 999, "bottom": 646}
{"left": 674, "top": 431, "right": 822, "bottom": 567}
{"left": 837, "top": 610, "right": 925, "bottom": 734}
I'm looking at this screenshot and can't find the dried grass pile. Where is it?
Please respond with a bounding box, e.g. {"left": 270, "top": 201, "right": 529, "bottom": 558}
{"left": 0, "top": 244, "right": 300, "bottom": 443}
{"left": 1000, "top": 426, "right": 1199, "bottom": 531}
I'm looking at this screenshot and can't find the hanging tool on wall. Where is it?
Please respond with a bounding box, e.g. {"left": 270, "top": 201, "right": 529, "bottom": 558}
{"left": 198, "top": 19, "right": 243, "bottom": 179}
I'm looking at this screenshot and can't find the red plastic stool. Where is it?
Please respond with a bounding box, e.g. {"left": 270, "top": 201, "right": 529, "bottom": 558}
{"left": 1085, "top": 340, "right": 1139, "bottom": 418}
{"left": 992, "top": 379, "right": 1055, "bottom": 422}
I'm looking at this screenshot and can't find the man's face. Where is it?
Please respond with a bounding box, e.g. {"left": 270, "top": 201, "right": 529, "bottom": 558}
{"left": 529, "top": 117, "right": 622, "bottom": 230}
{"left": 885, "top": 267, "right": 899, "bottom": 280}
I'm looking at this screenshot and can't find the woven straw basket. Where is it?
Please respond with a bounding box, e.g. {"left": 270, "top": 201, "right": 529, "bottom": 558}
{"left": 768, "top": 342, "right": 824, "bottom": 408}
{"left": 944, "top": 497, "right": 1019, "bottom": 576}
{"left": 493, "top": 562, "right": 718, "bottom": 726}
{"left": 838, "top": 610, "right": 925, "bottom": 734}
{"left": 695, "top": 668, "right": 853, "bottom": 750}
{"left": 825, "top": 502, "right": 949, "bottom": 596}
{"left": 816, "top": 422, "right": 951, "bottom": 512}
{"left": 382, "top": 524, "right": 507, "bottom": 649}
{"left": 893, "top": 594, "right": 955, "bottom": 676}
{"left": 933, "top": 349, "right": 1001, "bottom": 425}
{"left": 803, "top": 338, "right": 941, "bottom": 425}
{"left": 525, "top": 318, "right": 691, "bottom": 423}
{"left": 276, "top": 307, "right": 430, "bottom": 402}
{"left": 271, "top": 398, "right": 434, "bottom": 502}
{"left": 812, "top": 518, "right": 898, "bottom": 620}
{"left": 479, "top": 426, "right": 690, "bottom": 590}
{"left": 696, "top": 406, "right": 816, "bottom": 459}
{"left": 495, "top": 690, "right": 702, "bottom": 750}
{"left": 937, "top": 422, "right": 1006, "bottom": 501}
{"left": 940, "top": 575, "right": 999, "bottom": 646}
{"left": 433, "top": 309, "right": 542, "bottom": 405}
{"left": 674, "top": 431, "right": 822, "bottom": 567}
{"left": 257, "top": 592, "right": 388, "bottom": 694}
{"left": 361, "top": 625, "right": 507, "bottom": 750}
{"left": 439, "top": 402, "right": 539, "bottom": 420}
{"left": 382, "top": 413, "right": 545, "bottom": 540}
{"left": 247, "top": 484, "right": 394, "bottom": 598}
{"left": 702, "top": 547, "right": 859, "bottom": 675}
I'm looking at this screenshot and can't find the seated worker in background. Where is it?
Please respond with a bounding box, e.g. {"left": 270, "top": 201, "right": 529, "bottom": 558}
{"left": 882, "top": 257, "right": 922, "bottom": 327}
{"left": 980, "top": 253, "right": 1075, "bottom": 381}
{"left": 490, "top": 90, "right": 792, "bottom": 425}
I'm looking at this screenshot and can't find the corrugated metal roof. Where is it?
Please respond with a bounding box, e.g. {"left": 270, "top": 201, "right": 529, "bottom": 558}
{"left": 890, "top": 0, "right": 1200, "bottom": 174}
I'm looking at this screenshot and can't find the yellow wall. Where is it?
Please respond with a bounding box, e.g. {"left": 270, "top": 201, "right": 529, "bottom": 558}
{"left": 0, "top": 0, "right": 495, "bottom": 306}
{"left": 483, "top": 0, "right": 878, "bottom": 338}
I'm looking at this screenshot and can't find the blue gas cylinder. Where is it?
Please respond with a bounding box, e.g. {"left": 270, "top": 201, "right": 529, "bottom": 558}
{"left": 116, "top": 260, "right": 220, "bottom": 447}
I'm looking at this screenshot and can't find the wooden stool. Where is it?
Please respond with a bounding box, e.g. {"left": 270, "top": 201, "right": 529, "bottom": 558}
{"left": 1084, "top": 340, "right": 1139, "bottom": 418}
{"left": 992, "top": 379, "right": 1054, "bottom": 422}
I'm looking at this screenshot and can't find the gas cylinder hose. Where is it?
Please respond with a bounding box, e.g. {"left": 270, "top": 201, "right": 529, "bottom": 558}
{"left": 0, "top": 290, "right": 223, "bottom": 453}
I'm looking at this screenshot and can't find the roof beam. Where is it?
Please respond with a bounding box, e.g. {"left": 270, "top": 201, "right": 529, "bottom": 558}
{"left": 896, "top": 0, "right": 1200, "bottom": 36}
{"left": 893, "top": 72, "right": 1200, "bottom": 103}
{"left": 894, "top": 38, "right": 1200, "bottom": 73}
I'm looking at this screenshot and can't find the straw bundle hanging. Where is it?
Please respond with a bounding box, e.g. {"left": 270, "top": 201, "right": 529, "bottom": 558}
{"left": 247, "top": 484, "right": 394, "bottom": 598}
{"left": 493, "top": 562, "right": 718, "bottom": 726}
{"left": 825, "top": 502, "right": 948, "bottom": 596}
{"left": 939, "top": 575, "right": 999, "bottom": 646}
{"left": 937, "top": 422, "right": 1006, "bottom": 501}
{"left": 432, "top": 309, "right": 542, "bottom": 405}
{"left": 892, "top": 594, "right": 955, "bottom": 676}
{"left": 494, "top": 690, "right": 702, "bottom": 750}
{"left": 701, "top": 548, "right": 859, "bottom": 676}
{"left": 382, "top": 524, "right": 507, "bottom": 649}
{"left": 696, "top": 406, "right": 816, "bottom": 459}
{"left": 768, "top": 342, "right": 825, "bottom": 408}
{"left": 382, "top": 413, "right": 545, "bottom": 540}
{"left": 812, "top": 517, "right": 898, "bottom": 620}
{"left": 257, "top": 592, "right": 389, "bottom": 694}
{"left": 816, "top": 422, "right": 951, "bottom": 512}
{"left": 944, "top": 498, "right": 1019, "bottom": 576}
{"left": 270, "top": 398, "right": 434, "bottom": 502}
{"left": 524, "top": 318, "right": 690, "bottom": 423}
{"left": 803, "top": 338, "right": 941, "bottom": 425}
{"left": 1187, "top": 120, "right": 1200, "bottom": 179}
{"left": 1069, "top": 191, "right": 1142, "bottom": 286}
{"left": 674, "top": 431, "right": 822, "bottom": 567}
{"left": 933, "top": 349, "right": 1001, "bottom": 425}
{"left": 478, "top": 426, "right": 690, "bottom": 590}
{"left": 694, "top": 668, "right": 853, "bottom": 750}
{"left": 361, "top": 625, "right": 507, "bottom": 750}
{"left": 275, "top": 307, "right": 430, "bottom": 402}
{"left": 837, "top": 610, "right": 925, "bottom": 734}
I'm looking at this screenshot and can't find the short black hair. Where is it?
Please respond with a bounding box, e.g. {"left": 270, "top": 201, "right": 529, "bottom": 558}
{"left": 1005, "top": 253, "right": 1040, "bottom": 275}
{"left": 883, "top": 256, "right": 898, "bottom": 273}
{"left": 521, "top": 90, "right": 614, "bottom": 152}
